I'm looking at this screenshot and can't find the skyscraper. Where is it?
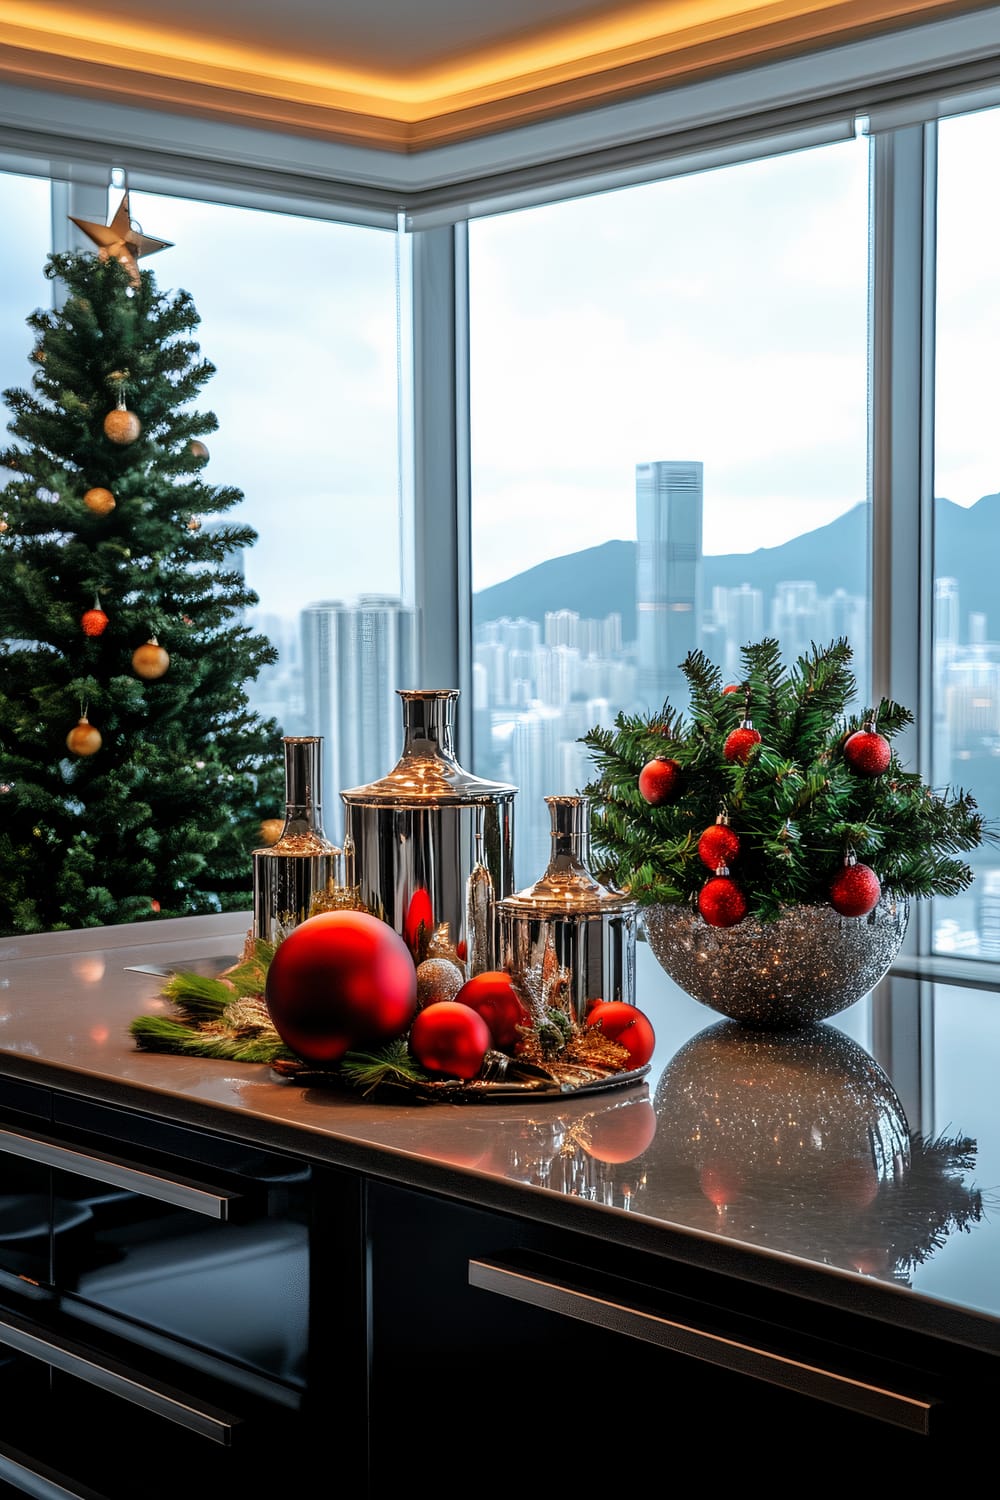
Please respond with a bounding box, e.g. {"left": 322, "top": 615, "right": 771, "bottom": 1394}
{"left": 300, "top": 595, "right": 417, "bottom": 841}
{"left": 635, "top": 460, "right": 704, "bottom": 713}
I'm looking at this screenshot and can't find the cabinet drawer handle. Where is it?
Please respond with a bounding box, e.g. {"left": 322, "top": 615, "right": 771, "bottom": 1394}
{"left": 0, "top": 1125, "right": 245, "bottom": 1220}
{"left": 0, "top": 1441, "right": 112, "bottom": 1499}
{"left": 0, "top": 1305, "right": 242, "bottom": 1443}
{"left": 469, "top": 1257, "right": 939, "bottom": 1435}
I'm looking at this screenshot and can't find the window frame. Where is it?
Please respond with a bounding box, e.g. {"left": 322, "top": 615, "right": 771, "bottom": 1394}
{"left": 1, "top": 9, "right": 999, "bottom": 980}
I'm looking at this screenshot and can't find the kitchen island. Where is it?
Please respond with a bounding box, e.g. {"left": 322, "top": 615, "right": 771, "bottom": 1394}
{"left": 1, "top": 912, "right": 997, "bottom": 1493}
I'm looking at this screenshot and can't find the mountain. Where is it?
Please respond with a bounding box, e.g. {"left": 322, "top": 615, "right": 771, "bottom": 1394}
{"left": 473, "top": 494, "right": 1000, "bottom": 639}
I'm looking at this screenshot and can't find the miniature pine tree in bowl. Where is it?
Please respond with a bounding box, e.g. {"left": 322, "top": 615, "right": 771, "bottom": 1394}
{"left": 580, "top": 638, "right": 988, "bottom": 1027}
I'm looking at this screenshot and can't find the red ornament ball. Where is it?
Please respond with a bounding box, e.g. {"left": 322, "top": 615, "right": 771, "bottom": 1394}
{"left": 638, "top": 756, "right": 681, "bottom": 805}
{"left": 723, "top": 725, "right": 762, "bottom": 764}
{"left": 829, "top": 860, "right": 881, "bottom": 917}
{"left": 722, "top": 683, "right": 741, "bottom": 695}
{"left": 843, "top": 728, "right": 891, "bottom": 777}
{"left": 264, "top": 910, "right": 418, "bottom": 1067}
{"left": 580, "top": 1098, "right": 658, "bottom": 1163}
{"left": 698, "top": 822, "right": 740, "bottom": 870}
{"left": 409, "top": 1000, "right": 492, "bottom": 1079}
{"left": 403, "top": 886, "right": 434, "bottom": 958}
{"left": 585, "top": 999, "right": 656, "bottom": 1068}
{"left": 453, "top": 970, "right": 531, "bottom": 1049}
{"left": 698, "top": 874, "right": 748, "bottom": 927}
{"left": 81, "top": 606, "right": 109, "bottom": 637}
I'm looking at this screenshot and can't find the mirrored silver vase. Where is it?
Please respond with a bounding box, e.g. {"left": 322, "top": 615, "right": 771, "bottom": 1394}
{"left": 252, "top": 736, "right": 340, "bottom": 943}
{"left": 498, "top": 794, "right": 638, "bottom": 1024}
{"left": 340, "top": 689, "right": 517, "bottom": 967}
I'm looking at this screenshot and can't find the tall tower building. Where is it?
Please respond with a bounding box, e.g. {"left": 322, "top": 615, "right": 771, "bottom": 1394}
{"left": 635, "top": 460, "right": 704, "bottom": 713}
{"left": 300, "top": 595, "right": 417, "bottom": 841}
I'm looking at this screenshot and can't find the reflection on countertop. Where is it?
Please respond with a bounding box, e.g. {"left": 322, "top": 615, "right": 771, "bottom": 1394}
{"left": 0, "top": 913, "right": 997, "bottom": 1344}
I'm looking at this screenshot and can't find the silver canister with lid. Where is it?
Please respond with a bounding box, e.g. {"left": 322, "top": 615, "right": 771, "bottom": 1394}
{"left": 498, "top": 794, "right": 637, "bottom": 1024}
{"left": 340, "top": 689, "right": 517, "bottom": 968}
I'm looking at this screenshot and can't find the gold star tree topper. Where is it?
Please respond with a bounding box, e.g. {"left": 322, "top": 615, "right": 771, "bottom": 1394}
{"left": 69, "top": 191, "right": 172, "bottom": 286}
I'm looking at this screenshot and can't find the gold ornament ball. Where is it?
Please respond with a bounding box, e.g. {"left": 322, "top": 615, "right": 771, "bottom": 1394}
{"left": 0, "top": 517, "right": 8, "bottom": 534}
{"left": 189, "top": 440, "right": 210, "bottom": 462}
{"left": 258, "top": 818, "right": 285, "bottom": 847}
{"left": 186, "top": 516, "right": 202, "bottom": 532}
{"left": 66, "top": 716, "right": 102, "bottom": 756}
{"left": 83, "top": 487, "right": 116, "bottom": 515}
{"left": 132, "top": 638, "right": 170, "bottom": 680}
{"left": 104, "top": 408, "right": 142, "bottom": 445}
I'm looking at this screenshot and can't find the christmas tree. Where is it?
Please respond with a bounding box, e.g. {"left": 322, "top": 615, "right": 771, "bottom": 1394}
{"left": 0, "top": 200, "right": 285, "bottom": 936}
{"left": 580, "top": 637, "right": 991, "bottom": 924}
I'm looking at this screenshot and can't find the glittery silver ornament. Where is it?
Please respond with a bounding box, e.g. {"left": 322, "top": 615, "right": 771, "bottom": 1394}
{"left": 643, "top": 896, "right": 909, "bottom": 1028}
{"left": 416, "top": 956, "right": 465, "bottom": 1007}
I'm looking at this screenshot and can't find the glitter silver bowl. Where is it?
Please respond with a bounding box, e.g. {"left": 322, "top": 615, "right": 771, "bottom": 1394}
{"left": 643, "top": 896, "right": 910, "bottom": 1028}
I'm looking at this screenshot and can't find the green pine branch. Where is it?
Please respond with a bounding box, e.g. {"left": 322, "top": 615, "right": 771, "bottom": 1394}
{"left": 580, "top": 637, "right": 997, "bottom": 919}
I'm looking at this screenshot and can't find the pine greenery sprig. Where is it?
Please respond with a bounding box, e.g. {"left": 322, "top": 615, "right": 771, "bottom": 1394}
{"left": 580, "top": 637, "right": 994, "bottom": 921}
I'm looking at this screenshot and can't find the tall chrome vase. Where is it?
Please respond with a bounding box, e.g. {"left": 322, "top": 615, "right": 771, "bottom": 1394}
{"left": 252, "top": 736, "right": 340, "bottom": 943}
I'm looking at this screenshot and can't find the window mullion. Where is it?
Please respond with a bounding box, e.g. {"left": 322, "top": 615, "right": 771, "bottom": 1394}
{"left": 410, "top": 222, "right": 471, "bottom": 759}
{"left": 869, "top": 121, "right": 938, "bottom": 959}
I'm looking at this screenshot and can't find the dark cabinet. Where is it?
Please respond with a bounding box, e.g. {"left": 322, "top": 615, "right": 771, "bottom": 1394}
{"left": 0, "top": 1084, "right": 368, "bottom": 1499}
{"left": 366, "top": 1179, "right": 991, "bottom": 1487}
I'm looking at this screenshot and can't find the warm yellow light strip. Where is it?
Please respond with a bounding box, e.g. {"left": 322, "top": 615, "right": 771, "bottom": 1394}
{"left": 0, "top": 0, "right": 918, "bottom": 120}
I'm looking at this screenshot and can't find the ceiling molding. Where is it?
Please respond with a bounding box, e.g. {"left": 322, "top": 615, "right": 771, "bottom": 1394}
{"left": 0, "top": 0, "right": 993, "bottom": 150}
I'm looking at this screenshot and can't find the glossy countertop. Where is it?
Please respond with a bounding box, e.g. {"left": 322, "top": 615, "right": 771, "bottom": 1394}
{"left": 2, "top": 912, "right": 999, "bottom": 1357}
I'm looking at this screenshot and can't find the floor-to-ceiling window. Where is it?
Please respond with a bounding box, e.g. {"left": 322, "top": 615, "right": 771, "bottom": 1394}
{"left": 468, "top": 136, "right": 872, "bottom": 887}
{"left": 128, "top": 186, "right": 411, "bottom": 840}
{"left": 932, "top": 103, "right": 1000, "bottom": 960}
{"left": 0, "top": 170, "right": 53, "bottom": 447}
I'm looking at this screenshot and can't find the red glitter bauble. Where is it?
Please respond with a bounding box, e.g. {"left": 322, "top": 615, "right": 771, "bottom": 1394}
{"left": 264, "top": 911, "right": 417, "bottom": 1067}
{"left": 723, "top": 725, "right": 762, "bottom": 764}
{"left": 409, "top": 1000, "right": 492, "bottom": 1079}
{"left": 454, "top": 970, "right": 530, "bottom": 1049}
{"left": 698, "top": 822, "right": 741, "bottom": 870}
{"left": 829, "top": 860, "right": 881, "bottom": 917}
{"left": 81, "top": 606, "right": 109, "bottom": 637}
{"left": 698, "top": 874, "right": 748, "bottom": 927}
{"left": 843, "top": 728, "right": 891, "bottom": 776}
{"left": 638, "top": 756, "right": 681, "bottom": 805}
{"left": 585, "top": 999, "right": 656, "bottom": 1068}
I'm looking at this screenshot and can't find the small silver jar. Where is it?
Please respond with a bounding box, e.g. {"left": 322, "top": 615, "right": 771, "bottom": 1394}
{"left": 498, "top": 794, "right": 637, "bottom": 1024}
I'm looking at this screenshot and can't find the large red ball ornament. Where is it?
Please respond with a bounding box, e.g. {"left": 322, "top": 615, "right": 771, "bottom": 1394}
{"left": 723, "top": 724, "right": 762, "bottom": 764}
{"left": 454, "top": 970, "right": 531, "bottom": 1049}
{"left": 264, "top": 911, "right": 418, "bottom": 1067}
{"left": 638, "top": 756, "right": 681, "bottom": 805}
{"left": 698, "top": 874, "right": 748, "bottom": 927}
{"left": 829, "top": 858, "right": 881, "bottom": 917}
{"left": 409, "top": 1000, "right": 492, "bottom": 1079}
{"left": 843, "top": 723, "right": 891, "bottom": 777}
{"left": 698, "top": 819, "right": 740, "bottom": 870}
{"left": 585, "top": 999, "right": 656, "bottom": 1068}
